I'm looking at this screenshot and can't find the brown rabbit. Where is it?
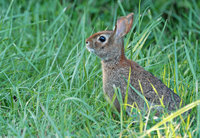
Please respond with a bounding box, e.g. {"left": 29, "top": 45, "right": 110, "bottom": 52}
{"left": 86, "top": 13, "right": 181, "bottom": 114}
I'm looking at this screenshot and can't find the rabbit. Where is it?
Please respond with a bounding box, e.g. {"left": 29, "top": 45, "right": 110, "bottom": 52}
{"left": 85, "top": 13, "right": 181, "bottom": 114}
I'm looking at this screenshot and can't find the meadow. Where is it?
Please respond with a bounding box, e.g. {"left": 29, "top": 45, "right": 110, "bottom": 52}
{"left": 0, "top": 0, "right": 200, "bottom": 137}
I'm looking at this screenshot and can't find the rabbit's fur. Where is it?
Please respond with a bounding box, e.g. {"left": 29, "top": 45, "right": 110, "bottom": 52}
{"left": 86, "top": 13, "right": 181, "bottom": 114}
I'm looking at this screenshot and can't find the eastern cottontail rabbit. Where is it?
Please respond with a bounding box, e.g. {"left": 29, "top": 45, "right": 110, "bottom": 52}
{"left": 86, "top": 13, "right": 181, "bottom": 114}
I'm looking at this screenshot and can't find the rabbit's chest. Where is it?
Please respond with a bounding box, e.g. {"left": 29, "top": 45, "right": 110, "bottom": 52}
{"left": 102, "top": 67, "right": 129, "bottom": 95}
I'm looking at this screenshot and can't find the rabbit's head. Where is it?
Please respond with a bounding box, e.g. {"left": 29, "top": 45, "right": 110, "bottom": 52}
{"left": 86, "top": 13, "right": 133, "bottom": 61}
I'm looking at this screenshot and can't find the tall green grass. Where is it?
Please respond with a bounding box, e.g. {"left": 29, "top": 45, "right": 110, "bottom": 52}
{"left": 0, "top": 0, "right": 199, "bottom": 137}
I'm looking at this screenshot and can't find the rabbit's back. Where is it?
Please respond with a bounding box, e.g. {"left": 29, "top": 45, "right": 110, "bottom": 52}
{"left": 129, "top": 59, "right": 181, "bottom": 110}
{"left": 102, "top": 58, "right": 181, "bottom": 112}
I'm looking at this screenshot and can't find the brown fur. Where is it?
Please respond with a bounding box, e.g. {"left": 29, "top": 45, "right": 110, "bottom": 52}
{"left": 86, "top": 13, "right": 181, "bottom": 114}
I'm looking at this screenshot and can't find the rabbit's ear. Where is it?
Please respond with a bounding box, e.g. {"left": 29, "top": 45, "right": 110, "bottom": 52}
{"left": 113, "top": 13, "right": 134, "bottom": 39}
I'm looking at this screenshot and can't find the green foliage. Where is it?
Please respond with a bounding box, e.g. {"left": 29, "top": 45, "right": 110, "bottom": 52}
{"left": 0, "top": 0, "right": 199, "bottom": 137}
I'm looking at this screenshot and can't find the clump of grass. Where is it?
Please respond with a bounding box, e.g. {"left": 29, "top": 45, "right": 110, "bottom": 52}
{"left": 0, "top": 0, "right": 199, "bottom": 137}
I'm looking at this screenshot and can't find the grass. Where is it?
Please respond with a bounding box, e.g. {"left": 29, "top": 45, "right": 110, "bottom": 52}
{"left": 0, "top": 0, "right": 200, "bottom": 137}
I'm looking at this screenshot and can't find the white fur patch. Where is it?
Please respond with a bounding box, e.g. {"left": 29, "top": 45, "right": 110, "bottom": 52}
{"left": 86, "top": 46, "right": 95, "bottom": 53}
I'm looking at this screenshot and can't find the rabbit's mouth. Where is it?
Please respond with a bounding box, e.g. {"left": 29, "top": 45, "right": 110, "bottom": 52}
{"left": 86, "top": 46, "right": 95, "bottom": 53}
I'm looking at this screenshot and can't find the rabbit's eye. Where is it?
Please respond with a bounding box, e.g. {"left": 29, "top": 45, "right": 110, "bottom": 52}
{"left": 98, "top": 36, "right": 106, "bottom": 42}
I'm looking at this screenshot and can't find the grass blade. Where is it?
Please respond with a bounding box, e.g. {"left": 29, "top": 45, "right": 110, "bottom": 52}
{"left": 184, "top": 41, "right": 196, "bottom": 80}
{"left": 142, "top": 100, "right": 200, "bottom": 137}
